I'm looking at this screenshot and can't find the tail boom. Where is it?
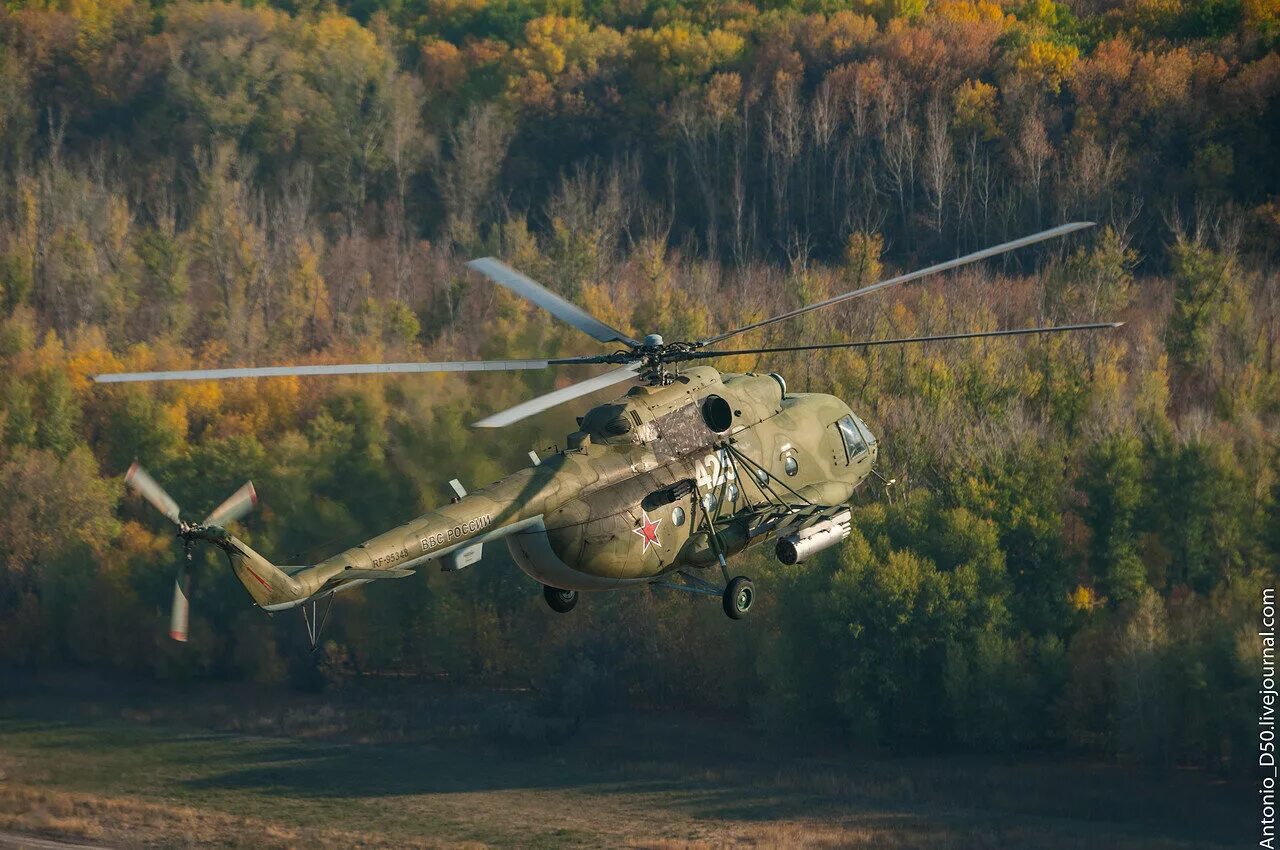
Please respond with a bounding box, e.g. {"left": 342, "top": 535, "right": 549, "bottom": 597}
{"left": 192, "top": 527, "right": 304, "bottom": 607}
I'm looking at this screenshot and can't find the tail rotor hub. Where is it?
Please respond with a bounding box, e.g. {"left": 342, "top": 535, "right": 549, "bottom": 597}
{"left": 124, "top": 462, "right": 257, "bottom": 642}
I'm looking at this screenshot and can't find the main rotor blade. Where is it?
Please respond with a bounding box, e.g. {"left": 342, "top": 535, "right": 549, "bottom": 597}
{"left": 170, "top": 562, "right": 190, "bottom": 642}
{"left": 125, "top": 463, "right": 182, "bottom": 525}
{"left": 682, "top": 322, "right": 1123, "bottom": 360}
{"left": 473, "top": 363, "right": 643, "bottom": 428}
{"left": 466, "top": 257, "right": 642, "bottom": 347}
{"left": 203, "top": 482, "right": 258, "bottom": 528}
{"left": 94, "top": 359, "right": 561, "bottom": 384}
{"left": 700, "top": 222, "right": 1095, "bottom": 346}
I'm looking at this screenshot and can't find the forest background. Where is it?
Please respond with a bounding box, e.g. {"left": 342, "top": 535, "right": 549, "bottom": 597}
{"left": 0, "top": 0, "right": 1277, "bottom": 771}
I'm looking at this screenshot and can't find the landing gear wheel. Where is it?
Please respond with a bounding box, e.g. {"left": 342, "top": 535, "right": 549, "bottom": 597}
{"left": 543, "top": 585, "right": 578, "bottom": 613}
{"left": 722, "top": 576, "right": 754, "bottom": 620}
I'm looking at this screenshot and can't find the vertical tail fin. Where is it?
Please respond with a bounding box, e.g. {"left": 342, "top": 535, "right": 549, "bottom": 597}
{"left": 217, "top": 534, "right": 302, "bottom": 607}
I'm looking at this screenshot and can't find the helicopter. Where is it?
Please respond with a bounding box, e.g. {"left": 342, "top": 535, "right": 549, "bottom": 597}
{"left": 95, "top": 222, "right": 1120, "bottom": 646}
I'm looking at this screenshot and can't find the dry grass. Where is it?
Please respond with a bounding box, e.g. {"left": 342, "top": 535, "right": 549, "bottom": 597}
{"left": 0, "top": 784, "right": 480, "bottom": 849}
{"left": 0, "top": 674, "right": 1251, "bottom": 849}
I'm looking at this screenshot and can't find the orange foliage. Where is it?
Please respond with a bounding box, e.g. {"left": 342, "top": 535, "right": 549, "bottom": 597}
{"left": 881, "top": 18, "right": 952, "bottom": 89}
{"left": 927, "top": 8, "right": 1008, "bottom": 79}
{"left": 420, "top": 38, "right": 467, "bottom": 93}
{"left": 797, "top": 11, "right": 878, "bottom": 65}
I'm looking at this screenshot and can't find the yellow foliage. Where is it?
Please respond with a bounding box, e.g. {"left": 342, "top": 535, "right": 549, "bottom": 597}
{"left": 255, "top": 375, "right": 302, "bottom": 426}
{"left": 1244, "top": 0, "right": 1280, "bottom": 28}
{"left": 1070, "top": 584, "right": 1096, "bottom": 611}
{"left": 799, "top": 11, "right": 878, "bottom": 61}
{"left": 32, "top": 329, "right": 66, "bottom": 371}
{"left": 65, "top": 0, "right": 134, "bottom": 47}
{"left": 630, "top": 24, "right": 744, "bottom": 86}
{"left": 66, "top": 347, "right": 122, "bottom": 392}
{"left": 161, "top": 400, "right": 190, "bottom": 441}
{"left": 116, "top": 519, "right": 169, "bottom": 562}
{"left": 843, "top": 231, "right": 883, "bottom": 287}
{"left": 304, "top": 12, "right": 386, "bottom": 81}
{"left": 579, "top": 282, "right": 634, "bottom": 342}
{"left": 825, "top": 11, "right": 879, "bottom": 53}
{"left": 514, "top": 16, "right": 586, "bottom": 77}
{"left": 311, "top": 13, "right": 378, "bottom": 54}
{"left": 174, "top": 380, "right": 225, "bottom": 422}
{"left": 953, "top": 78, "right": 1000, "bottom": 138}
{"left": 1020, "top": 0, "right": 1062, "bottom": 26}
{"left": 1131, "top": 0, "right": 1184, "bottom": 31}
{"left": 1089, "top": 338, "right": 1128, "bottom": 421}
{"left": 885, "top": 299, "right": 920, "bottom": 338}
{"left": 706, "top": 28, "right": 746, "bottom": 61}
{"left": 934, "top": 0, "right": 1009, "bottom": 24}
{"left": 507, "top": 17, "right": 625, "bottom": 107}
{"left": 1017, "top": 40, "right": 1079, "bottom": 94}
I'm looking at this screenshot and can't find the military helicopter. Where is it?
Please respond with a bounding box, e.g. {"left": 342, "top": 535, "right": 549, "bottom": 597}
{"left": 96, "top": 222, "right": 1120, "bottom": 645}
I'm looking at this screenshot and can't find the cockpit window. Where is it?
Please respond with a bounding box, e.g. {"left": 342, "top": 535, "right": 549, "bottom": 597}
{"left": 837, "top": 415, "right": 868, "bottom": 462}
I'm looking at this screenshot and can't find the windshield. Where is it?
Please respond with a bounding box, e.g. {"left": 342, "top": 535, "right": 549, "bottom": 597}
{"left": 836, "top": 415, "right": 868, "bottom": 462}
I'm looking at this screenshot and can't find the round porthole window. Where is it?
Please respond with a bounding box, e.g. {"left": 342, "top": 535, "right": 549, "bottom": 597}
{"left": 754, "top": 468, "right": 769, "bottom": 485}
{"left": 727, "top": 483, "right": 739, "bottom": 501}
{"left": 701, "top": 492, "right": 717, "bottom": 511}
{"left": 671, "top": 506, "right": 686, "bottom": 527}
{"left": 784, "top": 456, "right": 799, "bottom": 477}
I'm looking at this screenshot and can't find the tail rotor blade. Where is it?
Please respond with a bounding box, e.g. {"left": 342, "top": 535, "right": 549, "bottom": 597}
{"left": 125, "top": 463, "right": 182, "bottom": 525}
{"left": 170, "top": 562, "right": 190, "bottom": 642}
{"left": 203, "top": 482, "right": 258, "bottom": 528}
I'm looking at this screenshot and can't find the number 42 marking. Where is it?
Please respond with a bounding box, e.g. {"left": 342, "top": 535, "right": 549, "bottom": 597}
{"left": 694, "top": 449, "right": 735, "bottom": 491}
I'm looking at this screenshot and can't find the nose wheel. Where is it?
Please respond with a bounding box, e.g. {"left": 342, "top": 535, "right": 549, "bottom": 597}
{"left": 543, "top": 584, "right": 578, "bottom": 613}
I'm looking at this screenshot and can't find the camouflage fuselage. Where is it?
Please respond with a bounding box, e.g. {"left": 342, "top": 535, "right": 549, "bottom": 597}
{"left": 274, "top": 367, "right": 876, "bottom": 601}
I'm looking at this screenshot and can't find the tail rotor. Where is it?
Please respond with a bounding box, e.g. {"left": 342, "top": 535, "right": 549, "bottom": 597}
{"left": 172, "top": 550, "right": 192, "bottom": 642}
{"left": 202, "top": 481, "right": 258, "bottom": 528}
{"left": 124, "top": 463, "right": 181, "bottom": 524}
{"left": 124, "top": 462, "right": 258, "bottom": 642}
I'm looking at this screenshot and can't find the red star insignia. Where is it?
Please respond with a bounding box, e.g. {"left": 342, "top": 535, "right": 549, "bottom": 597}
{"left": 632, "top": 510, "right": 662, "bottom": 553}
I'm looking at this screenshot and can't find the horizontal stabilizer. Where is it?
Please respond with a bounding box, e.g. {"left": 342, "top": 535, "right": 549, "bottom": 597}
{"left": 347, "top": 568, "right": 414, "bottom": 579}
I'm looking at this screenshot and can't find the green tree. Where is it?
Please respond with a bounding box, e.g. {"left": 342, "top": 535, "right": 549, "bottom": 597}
{"left": 1078, "top": 433, "right": 1147, "bottom": 604}
{"left": 1166, "top": 237, "right": 1234, "bottom": 371}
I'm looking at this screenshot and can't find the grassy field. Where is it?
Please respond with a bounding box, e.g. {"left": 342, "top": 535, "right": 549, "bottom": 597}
{"left": 0, "top": 672, "right": 1250, "bottom": 849}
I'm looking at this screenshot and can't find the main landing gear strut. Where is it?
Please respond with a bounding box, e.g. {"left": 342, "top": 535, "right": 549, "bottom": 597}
{"left": 650, "top": 570, "right": 755, "bottom": 620}
{"left": 542, "top": 575, "right": 753, "bottom": 619}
